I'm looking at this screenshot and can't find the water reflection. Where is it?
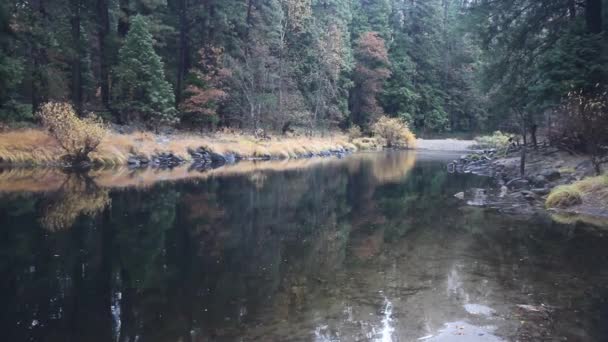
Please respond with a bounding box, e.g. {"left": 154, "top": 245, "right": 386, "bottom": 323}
{"left": 40, "top": 175, "right": 110, "bottom": 231}
{"left": 0, "top": 151, "right": 607, "bottom": 341}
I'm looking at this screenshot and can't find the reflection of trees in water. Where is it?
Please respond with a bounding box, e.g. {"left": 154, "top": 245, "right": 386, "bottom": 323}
{"left": 7, "top": 154, "right": 582, "bottom": 342}
{"left": 40, "top": 174, "right": 111, "bottom": 231}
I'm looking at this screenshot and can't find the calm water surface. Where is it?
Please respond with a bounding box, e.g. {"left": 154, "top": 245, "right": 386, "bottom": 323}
{"left": 1, "top": 151, "right": 607, "bottom": 341}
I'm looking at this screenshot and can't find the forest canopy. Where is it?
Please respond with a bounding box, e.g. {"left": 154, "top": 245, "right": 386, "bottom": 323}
{"left": 0, "top": 0, "right": 606, "bottom": 136}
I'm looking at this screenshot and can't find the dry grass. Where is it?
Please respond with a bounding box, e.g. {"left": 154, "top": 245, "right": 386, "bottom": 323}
{"left": 0, "top": 129, "right": 62, "bottom": 165}
{"left": 546, "top": 185, "right": 583, "bottom": 208}
{"left": 352, "top": 137, "right": 382, "bottom": 151}
{"left": 546, "top": 174, "right": 608, "bottom": 209}
{"left": 0, "top": 128, "right": 359, "bottom": 166}
{"left": 574, "top": 174, "right": 608, "bottom": 195}
{"left": 199, "top": 133, "right": 357, "bottom": 159}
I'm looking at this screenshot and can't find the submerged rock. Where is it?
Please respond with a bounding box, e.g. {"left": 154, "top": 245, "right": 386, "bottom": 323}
{"left": 467, "top": 188, "right": 488, "bottom": 206}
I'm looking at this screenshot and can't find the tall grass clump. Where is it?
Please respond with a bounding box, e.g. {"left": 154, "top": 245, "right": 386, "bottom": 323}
{"left": 546, "top": 185, "right": 583, "bottom": 208}
{"left": 38, "top": 102, "right": 106, "bottom": 165}
{"left": 0, "top": 129, "right": 60, "bottom": 165}
{"left": 546, "top": 174, "right": 608, "bottom": 209}
{"left": 574, "top": 174, "right": 608, "bottom": 193}
{"left": 371, "top": 116, "right": 416, "bottom": 148}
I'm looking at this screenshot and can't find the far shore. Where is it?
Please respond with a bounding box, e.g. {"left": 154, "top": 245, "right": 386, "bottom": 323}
{"left": 0, "top": 125, "right": 485, "bottom": 170}
{"left": 0, "top": 128, "right": 370, "bottom": 168}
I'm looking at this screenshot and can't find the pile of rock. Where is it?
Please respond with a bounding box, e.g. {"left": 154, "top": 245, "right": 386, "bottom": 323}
{"left": 127, "top": 155, "right": 149, "bottom": 168}
{"left": 151, "top": 152, "right": 185, "bottom": 168}
{"left": 125, "top": 145, "right": 352, "bottom": 171}
{"left": 448, "top": 149, "right": 497, "bottom": 176}
{"left": 189, "top": 147, "right": 237, "bottom": 170}
{"left": 451, "top": 145, "right": 600, "bottom": 216}
{"left": 127, "top": 152, "right": 185, "bottom": 169}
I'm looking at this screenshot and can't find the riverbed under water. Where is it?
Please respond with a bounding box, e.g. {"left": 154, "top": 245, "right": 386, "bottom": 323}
{"left": 1, "top": 151, "right": 607, "bottom": 341}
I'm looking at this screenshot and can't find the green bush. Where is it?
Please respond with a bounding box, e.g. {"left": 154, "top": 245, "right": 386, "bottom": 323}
{"left": 0, "top": 100, "right": 32, "bottom": 122}
{"left": 474, "top": 131, "right": 513, "bottom": 150}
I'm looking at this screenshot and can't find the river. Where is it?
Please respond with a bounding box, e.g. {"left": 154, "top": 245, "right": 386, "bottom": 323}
{"left": 1, "top": 151, "right": 607, "bottom": 341}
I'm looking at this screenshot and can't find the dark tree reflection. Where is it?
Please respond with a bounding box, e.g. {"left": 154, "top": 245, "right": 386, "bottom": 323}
{"left": 1, "top": 152, "right": 607, "bottom": 341}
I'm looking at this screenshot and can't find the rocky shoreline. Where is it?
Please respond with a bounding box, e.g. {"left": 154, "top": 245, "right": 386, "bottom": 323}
{"left": 126, "top": 146, "right": 353, "bottom": 170}
{"left": 450, "top": 146, "right": 606, "bottom": 224}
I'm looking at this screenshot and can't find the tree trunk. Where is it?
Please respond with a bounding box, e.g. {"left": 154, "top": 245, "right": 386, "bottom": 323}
{"left": 118, "top": 0, "right": 130, "bottom": 37}
{"left": 175, "top": 0, "right": 189, "bottom": 105}
{"left": 520, "top": 145, "right": 526, "bottom": 177}
{"left": 278, "top": 18, "right": 286, "bottom": 122}
{"left": 569, "top": 0, "right": 576, "bottom": 19}
{"left": 519, "top": 110, "right": 527, "bottom": 177}
{"left": 586, "top": 0, "right": 603, "bottom": 33}
{"left": 96, "top": 0, "right": 110, "bottom": 108}
{"left": 245, "top": 0, "right": 254, "bottom": 38}
{"left": 530, "top": 123, "right": 538, "bottom": 149}
{"left": 70, "top": 0, "right": 83, "bottom": 115}
{"left": 31, "top": 0, "right": 49, "bottom": 113}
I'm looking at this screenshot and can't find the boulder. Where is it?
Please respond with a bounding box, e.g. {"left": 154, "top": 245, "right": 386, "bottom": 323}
{"left": 224, "top": 153, "right": 237, "bottom": 164}
{"left": 531, "top": 175, "right": 547, "bottom": 187}
{"left": 127, "top": 156, "right": 141, "bottom": 167}
{"left": 151, "top": 152, "right": 184, "bottom": 168}
{"left": 531, "top": 188, "right": 550, "bottom": 196}
{"left": 576, "top": 159, "right": 593, "bottom": 170}
{"left": 499, "top": 185, "right": 508, "bottom": 198}
{"left": 466, "top": 188, "right": 488, "bottom": 206}
{"left": 208, "top": 151, "right": 226, "bottom": 166}
{"left": 519, "top": 190, "right": 538, "bottom": 201}
{"left": 506, "top": 178, "right": 530, "bottom": 190}
{"left": 540, "top": 169, "right": 561, "bottom": 181}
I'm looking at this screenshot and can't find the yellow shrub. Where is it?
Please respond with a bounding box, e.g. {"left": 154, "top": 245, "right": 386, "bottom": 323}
{"left": 347, "top": 125, "right": 363, "bottom": 141}
{"left": 38, "top": 102, "right": 106, "bottom": 164}
{"left": 371, "top": 116, "right": 416, "bottom": 148}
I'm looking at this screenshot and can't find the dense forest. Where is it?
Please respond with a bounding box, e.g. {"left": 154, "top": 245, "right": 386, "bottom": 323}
{"left": 0, "top": 0, "right": 607, "bottom": 136}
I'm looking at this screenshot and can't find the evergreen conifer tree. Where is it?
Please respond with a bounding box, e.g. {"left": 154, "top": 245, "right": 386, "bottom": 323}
{"left": 113, "top": 15, "right": 176, "bottom": 126}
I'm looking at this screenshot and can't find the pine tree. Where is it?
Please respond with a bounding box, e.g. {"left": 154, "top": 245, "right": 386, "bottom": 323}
{"left": 113, "top": 15, "right": 177, "bottom": 126}
{"left": 383, "top": 0, "right": 449, "bottom": 133}
{"left": 0, "top": 2, "right": 28, "bottom": 121}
